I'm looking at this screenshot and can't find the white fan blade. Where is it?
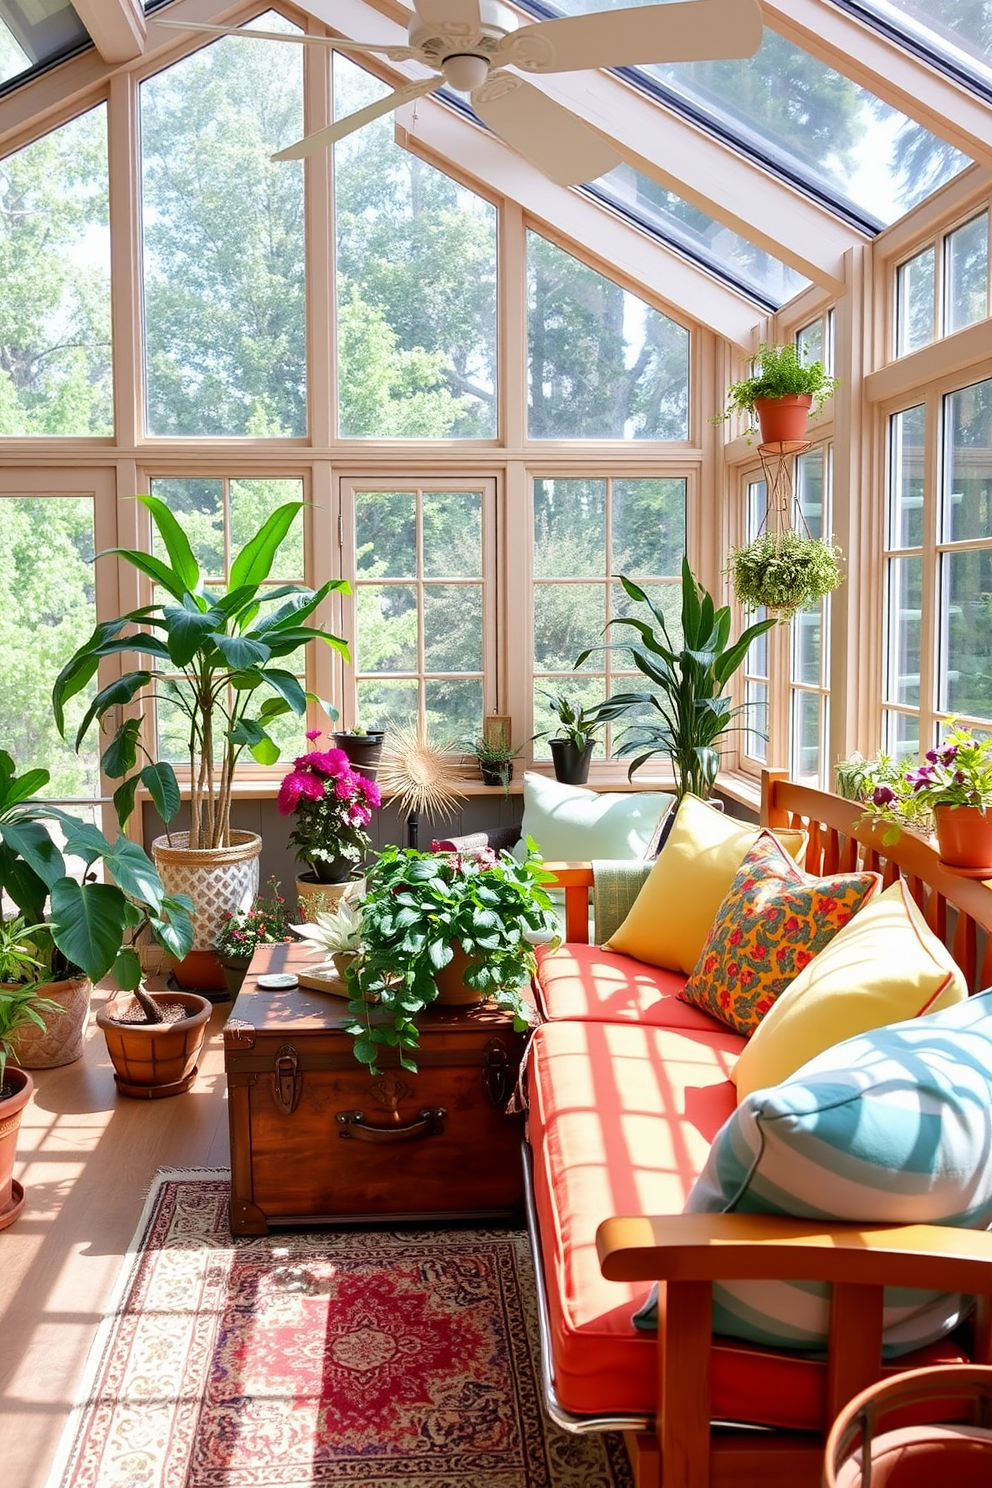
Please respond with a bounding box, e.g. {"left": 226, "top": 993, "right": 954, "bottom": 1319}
{"left": 153, "top": 20, "right": 416, "bottom": 62}
{"left": 497, "top": 0, "right": 762, "bottom": 74}
{"left": 273, "top": 77, "right": 441, "bottom": 161}
{"left": 471, "top": 76, "right": 620, "bottom": 186}
{"left": 412, "top": 0, "right": 482, "bottom": 32}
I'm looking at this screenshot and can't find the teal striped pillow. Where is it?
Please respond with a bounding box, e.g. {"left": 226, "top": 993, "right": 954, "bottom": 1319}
{"left": 634, "top": 989, "right": 992, "bottom": 1355}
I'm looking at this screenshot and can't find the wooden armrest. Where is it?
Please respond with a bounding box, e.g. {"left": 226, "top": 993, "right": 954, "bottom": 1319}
{"left": 598, "top": 1212, "right": 992, "bottom": 1293}
{"left": 542, "top": 862, "right": 594, "bottom": 943}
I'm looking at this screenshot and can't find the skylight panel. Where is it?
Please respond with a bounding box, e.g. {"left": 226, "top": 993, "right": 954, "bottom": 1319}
{"left": 840, "top": 0, "right": 992, "bottom": 97}
{"left": 0, "top": 1, "right": 89, "bottom": 91}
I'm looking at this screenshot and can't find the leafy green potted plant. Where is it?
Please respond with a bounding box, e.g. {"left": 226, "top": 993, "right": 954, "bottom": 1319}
{"left": 727, "top": 528, "right": 843, "bottom": 617}
{"left": 835, "top": 750, "right": 905, "bottom": 805}
{"left": 535, "top": 690, "right": 612, "bottom": 785}
{"left": 575, "top": 558, "right": 776, "bottom": 801}
{"left": 289, "top": 898, "right": 365, "bottom": 990}
{"left": 715, "top": 342, "right": 840, "bottom": 444}
{"left": 0, "top": 978, "right": 62, "bottom": 1231}
{"left": 51, "top": 495, "right": 350, "bottom": 992}
{"left": 470, "top": 726, "right": 523, "bottom": 792}
{"left": 0, "top": 915, "right": 92, "bottom": 1070}
{"left": 859, "top": 723, "right": 992, "bottom": 870}
{"left": 341, "top": 843, "right": 560, "bottom": 1072}
{"left": 0, "top": 749, "right": 203, "bottom": 1097}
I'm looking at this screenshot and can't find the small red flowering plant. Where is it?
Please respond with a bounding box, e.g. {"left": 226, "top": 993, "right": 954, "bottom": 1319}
{"left": 860, "top": 723, "right": 992, "bottom": 845}
{"left": 277, "top": 730, "right": 382, "bottom": 881}
{"left": 215, "top": 878, "right": 290, "bottom": 959}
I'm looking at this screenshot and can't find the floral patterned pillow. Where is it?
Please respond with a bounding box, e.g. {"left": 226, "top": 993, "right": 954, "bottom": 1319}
{"left": 680, "top": 833, "right": 881, "bottom": 1036}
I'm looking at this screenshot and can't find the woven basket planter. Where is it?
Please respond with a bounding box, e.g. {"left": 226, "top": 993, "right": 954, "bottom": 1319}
{"left": 152, "top": 832, "right": 262, "bottom": 993}
{"left": 6, "top": 976, "right": 93, "bottom": 1068}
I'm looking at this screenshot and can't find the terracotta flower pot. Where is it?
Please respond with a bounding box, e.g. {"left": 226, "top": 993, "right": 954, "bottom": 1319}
{"left": 754, "top": 393, "right": 813, "bottom": 445}
{"left": 933, "top": 804, "right": 992, "bottom": 873}
{"left": 0, "top": 1065, "right": 33, "bottom": 1230}
{"left": 433, "top": 942, "right": 487, "bottom": 1006}
{"left": 96, "top": 991, "right": 212, "bottom": 1099}
{"left": 6, "top": 976, "right": 93, "bottom": 1068}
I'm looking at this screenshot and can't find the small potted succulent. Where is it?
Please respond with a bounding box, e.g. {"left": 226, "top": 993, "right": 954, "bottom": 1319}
{"left": 470, "top": 723, "right": 523, "bottom": 792}
{"left": 727, "top": 528, "right": 843, "bottom": 618}
{"left": 341, "top": 843, "right": 560, "bottom": 1073}
{"left": 859, "top": 723, "right": 992, "bottom": 870}
{"left": 215, "top": 879, "right": 291, "bottom": 998}
{"left": 715, "top": 342, "right": 840, "bottom": 444}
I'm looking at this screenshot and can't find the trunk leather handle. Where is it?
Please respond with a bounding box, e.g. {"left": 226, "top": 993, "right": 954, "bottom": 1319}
{"left": 336, "top": 1107, "right": 446, "bottom": 1142}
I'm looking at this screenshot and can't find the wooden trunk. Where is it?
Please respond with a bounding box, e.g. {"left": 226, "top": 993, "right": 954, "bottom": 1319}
{"left": 224, "top": 942, "right": 528, "bottom": 1235}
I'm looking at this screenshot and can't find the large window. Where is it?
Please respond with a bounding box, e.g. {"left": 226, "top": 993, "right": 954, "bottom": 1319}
{"left": 883, "top": 379, "right": 992, "bottom": 757}
{"left": 531, "top": 475, "right": 687, "bottom": 757}
{"left": 894, "top": 213, "right": 989, "bottom": 357}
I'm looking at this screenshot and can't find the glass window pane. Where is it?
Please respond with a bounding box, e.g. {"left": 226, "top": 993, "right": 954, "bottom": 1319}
{"left": 744, "top": 681, "right": 769, "bottom": 762}
{"left": 849, "top": 0, "right": 992, "bottom": 96}
{"left": 589, "top": 167, "right": 809, "bottom": 307}
{"left": 334, "top": 56, "right": 497, "bottom": 439}
{"left": 796, "top": 449, "right": 824, "bottom": 541}
{"left": 151, "top": 478, "right": 225, "bottom": 578}
{"left": 424, "top": 584, "right": 483, "bottom": 672}
{"left": 534, "top": 479, "right": 606, "bottom": 578}
{"left": 885, "top": 555, "right": 923, "bottom": 706}
{"left": 534, "top": 583, "right": 605, "bottom": 671}
{"left": 0, "top": 496, "right": 98, "bottom": 796}
{"left": 231, "top": 479, "right": 304, "bottom": 576}
{"left": 941, "top": 550, "right": 992, "bottom": 723}
{"left": 896, "top": 247, "right": 935, "bottom": 356}
{"left": 423, "top": 492, "right": 481, "bottom": 579}
{"left": 356, "top": 491, "right": 416, "bottom": 578}
{"left": 0, "top": 108, "right": 111, "bottom": 436}
{"left": 945, "top": 213, "right": 988, "bottom": 335}
{"left": 889, "top": 406, "right": 926, "bottom": 548}
{"left": 944, "top": 379, "right": 992, "bottom": 544}
{"left": 792, "top": 609, "right": 822, "bottom": 687}
{"left": 357, "top": 678, "right": 417, "bottom": 732}
{"left": 357, "top": 584, "right": 419, "bottom": 672}
{"left": 424, "top": 678, "right": 482, "bottom": 743}
{"left": 796, "top": 320, "right": 824, "bottom": 368}
{"left": 791, "top": 691, "right": 822, "bottom": 783}
{"left": 141, "top": 13, "right": 306, "bottom": 437}
{"left": 0, "top": 1, "right": 88, "bottom": 88}
{"left": 882, "top": 709, "right": 921, "bottom": 762}
{"left": 527, "top": 230, "right": 689, "bottom": 439}
{"left": 613, "top": 479, "right": 686, "bottom": 576}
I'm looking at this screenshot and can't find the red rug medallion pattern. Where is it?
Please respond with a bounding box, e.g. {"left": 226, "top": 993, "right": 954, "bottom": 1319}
{"left": 50, "top": 1173, "right": 633, "bottom": 1488}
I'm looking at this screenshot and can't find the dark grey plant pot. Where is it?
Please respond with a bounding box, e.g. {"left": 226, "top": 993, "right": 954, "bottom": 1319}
{"left": 549, "top": 738, "right": 593, "bottom": 785}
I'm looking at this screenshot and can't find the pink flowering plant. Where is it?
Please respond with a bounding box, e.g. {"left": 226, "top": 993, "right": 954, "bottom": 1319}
{"left": 861, "top": 723, "right": 992, "bottom": 845}
{"left": 215, "top": 878, "right": 290, "bottom": 959}
{"left": 278, "top": 730, "right": 381, "bottom": 881}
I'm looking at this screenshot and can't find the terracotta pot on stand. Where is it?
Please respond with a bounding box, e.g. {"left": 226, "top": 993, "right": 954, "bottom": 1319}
{"left": 933, "top": 804, "right": 992, "bottom": 874}
{"left": 754, "top": 393, "right": 813, "bottom": 445}
{"left": 6, "top": 975, "right": 93, "bottom": 1068}
{"left": 96, "top": 991, "right": 212, "bottom": 1098}
{"left": 152, "top": 831, "right": 262, "bottom": 998}
{"left": 0, "top": 1066, "right": 33, "bottom": 1230}
{"left": 549, "top": 738, "right": 593, "bottom": 785}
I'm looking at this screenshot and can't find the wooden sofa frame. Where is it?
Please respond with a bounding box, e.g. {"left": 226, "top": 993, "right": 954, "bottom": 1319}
{"left": 532, "top": 770, "right": 992, "bottom": 1488}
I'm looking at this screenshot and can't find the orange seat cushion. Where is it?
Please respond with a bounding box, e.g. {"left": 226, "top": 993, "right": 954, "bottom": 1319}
{"left": 526, "top": 1019, "right": 970, "bottom": 1428}
{"left": 534, "top": 941, "right": 727, "bottom": 1032}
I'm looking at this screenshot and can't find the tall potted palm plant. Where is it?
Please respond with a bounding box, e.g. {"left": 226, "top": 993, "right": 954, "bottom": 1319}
{"left": 576, "top": 558, "right": 776, "bottom": 802}
{"left": 52, "top": 496, "right": 350, "bottom": 992}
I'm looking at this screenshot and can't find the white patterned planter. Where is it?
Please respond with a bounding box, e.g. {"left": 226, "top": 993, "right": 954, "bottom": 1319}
{"left": 152, "top": 831, "right": 263, "bottom": 953}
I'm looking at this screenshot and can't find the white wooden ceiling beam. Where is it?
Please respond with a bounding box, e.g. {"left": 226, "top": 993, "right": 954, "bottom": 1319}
{"left": 71, "top": 0, "right": 146, "bottom": 63}
{"left": 761, "top": 0, "right": 992, "bottom": 175}
{"left": 395, "top": 97, "right": 762, "bottom": 346}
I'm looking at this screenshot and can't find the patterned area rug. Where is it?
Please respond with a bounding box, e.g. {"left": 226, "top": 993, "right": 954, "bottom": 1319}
{"left": 49, "top": 1171, "right": 634, "bottom": 1488}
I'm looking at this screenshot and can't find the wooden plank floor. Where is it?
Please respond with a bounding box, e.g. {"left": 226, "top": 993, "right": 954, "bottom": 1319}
{"left": 0, "top": 980, "right": 232, "bottom": 1488}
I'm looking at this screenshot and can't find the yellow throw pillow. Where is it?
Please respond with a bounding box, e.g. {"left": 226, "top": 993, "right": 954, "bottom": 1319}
{"left": 732, "top": 878, "right": 968, "bottom": 1100}
{"left": 604, "top": 795, "right": 807, "bottom": 974}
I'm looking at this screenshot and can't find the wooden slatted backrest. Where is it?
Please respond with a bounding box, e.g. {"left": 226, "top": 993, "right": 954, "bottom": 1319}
{"left": 761, "top": 768, "right": 992, "bottom": 994}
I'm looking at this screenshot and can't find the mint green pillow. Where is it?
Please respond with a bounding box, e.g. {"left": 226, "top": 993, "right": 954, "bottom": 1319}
{"left": 514, "top": 772, "right": 673, "bottom": 862}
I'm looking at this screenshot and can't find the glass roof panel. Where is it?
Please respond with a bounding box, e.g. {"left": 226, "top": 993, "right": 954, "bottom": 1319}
{"left": 516, "top": 0, "right": 971, "bottom": 228}
{"left": 0, "top": 1, "right": 90, "bottom": 91}
{"left": 841, "top": 0, "right": 992, "bottom": 95}
{"left": 586, "top": 165, "right": 810, "bottom": 309}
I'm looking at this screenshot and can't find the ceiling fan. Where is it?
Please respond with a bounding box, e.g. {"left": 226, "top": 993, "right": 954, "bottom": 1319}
{"left": 156, "top": 0, "right": 762, "bottom": 187}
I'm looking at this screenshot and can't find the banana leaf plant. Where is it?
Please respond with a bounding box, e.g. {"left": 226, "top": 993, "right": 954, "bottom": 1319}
{"left": 0, "top": 751, "right": 194, "bottom": 994}
{"left": 52, "top": 496, "right": 350, "bottom": 849}
{"left": 575, "top": 557, "right": 777, "bottom": 801}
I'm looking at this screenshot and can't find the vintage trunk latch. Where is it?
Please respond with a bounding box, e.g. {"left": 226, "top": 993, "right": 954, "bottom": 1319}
{"left": 272, "top": 1043, "right": 301, "bottom": 1115}
{"left": 482, "top": 1037, "right": 512, "bottom": 1108}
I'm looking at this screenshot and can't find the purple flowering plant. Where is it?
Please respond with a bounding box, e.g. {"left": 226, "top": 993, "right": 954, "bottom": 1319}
{"left": 278, "top": 730, "right": 381, "bottom": 880}
{"left": 860, "top": 723, "right": 992, "bottom": 845}
{"left": 215, "top": 878, "right": 290, "bottom": 959}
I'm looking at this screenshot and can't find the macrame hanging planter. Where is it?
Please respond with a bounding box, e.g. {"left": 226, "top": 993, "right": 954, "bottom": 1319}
{"left": 727, "top": 441, "right": 843, "bottom": 620}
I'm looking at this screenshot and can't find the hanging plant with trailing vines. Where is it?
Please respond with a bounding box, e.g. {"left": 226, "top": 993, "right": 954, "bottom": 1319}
{"left": 727, "top": 528, "right": 843, "bottom": 619}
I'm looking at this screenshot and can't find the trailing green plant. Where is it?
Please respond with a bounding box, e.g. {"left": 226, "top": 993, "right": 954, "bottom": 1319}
{"left": 342, "top": 843, "right": 560, "bottom": 1073}
{"left": 727, "top": 530, "right": 843, "bottom": 618}
{"left": 51, "top": 496, "right": 350, "bottom": 850}
{"left": 714, "top": 343, "right": 839, "bottom": 440}
{"left": 575, "top": 558, "right": 776, "bottom": 801}
{"left": 535, "top": 691, "right": 612, "bottom": 751}
{"left": 0, "top": 750, "right": 194, "bottom": 998}
{"left": 0, "top": 916, "right": 46, "bottom": 986}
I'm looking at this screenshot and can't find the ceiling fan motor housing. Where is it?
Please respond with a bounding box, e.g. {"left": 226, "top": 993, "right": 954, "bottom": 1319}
{"left": 407, "top": 0, "right": 519, "bottom": 68}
